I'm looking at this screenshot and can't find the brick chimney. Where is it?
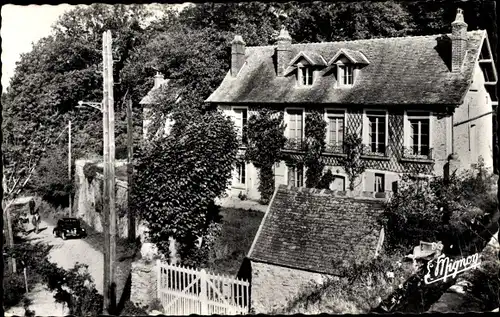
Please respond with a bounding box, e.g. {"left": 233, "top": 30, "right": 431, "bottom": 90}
{"left": 451, "top": 8, "right": 468, "bottom": 72}
{"left": 276, "top": 27, "right": 292, "bottom": 77}
{"left": 231, "top": 35, "right": 246, "bottom": 77}
{"left": 153, "top": 72, "right": 165, "bottom": 89}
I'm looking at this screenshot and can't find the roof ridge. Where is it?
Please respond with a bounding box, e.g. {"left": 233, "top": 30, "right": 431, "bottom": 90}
{"left": 246, "top": 30, "right": 486, "bottom": 49}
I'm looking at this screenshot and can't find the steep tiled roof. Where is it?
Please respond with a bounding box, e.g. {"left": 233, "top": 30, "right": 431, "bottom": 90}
{"left": 289, "top": 51, "right": 328, "bottom": 66}
{"left": 247, "top": 185, "right": 386, "bottom": 276}
{"left": 140, "top": 78, "right": 184, "bottom": 105}
{"left": 206, "top": 31, "right": 487, "bottom": 105}
{"left": 329, "top": 48, "right": 370, "bottom": 65}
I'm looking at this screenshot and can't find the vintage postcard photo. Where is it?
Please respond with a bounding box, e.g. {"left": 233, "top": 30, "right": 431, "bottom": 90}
{"left": 1, "top": 1, "right": 499, "bottom": 315}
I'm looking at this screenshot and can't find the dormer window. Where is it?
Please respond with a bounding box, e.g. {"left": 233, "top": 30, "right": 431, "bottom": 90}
{"left": 328, "top": 48, "right": 370, "bottom": 88}
{"left": 339, "top": 64, "right": 354, "bottom": 86}
{"left": 299, "top": 64, "right": 313, "bottom": 86}
{"left": 287, "top": 51, "right": 327, "bottom": 88}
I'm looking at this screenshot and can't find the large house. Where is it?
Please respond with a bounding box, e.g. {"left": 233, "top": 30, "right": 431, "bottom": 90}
{"left": 205, "top": 9, "right": 497, "bottom": 201}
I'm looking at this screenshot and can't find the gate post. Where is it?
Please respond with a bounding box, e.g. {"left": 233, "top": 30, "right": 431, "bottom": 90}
{"left": 156, "top": 260, "right": 161, "bottom": 301}
{"left": 200, "top": 269, "right": 208, "bottom": 315}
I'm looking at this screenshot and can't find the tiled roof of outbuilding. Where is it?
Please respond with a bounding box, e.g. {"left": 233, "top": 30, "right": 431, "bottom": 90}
{"left": 206, "top": 31, "right": 487, "bottom": 105}
{"left": 247, "top": 185, "right": 386, "bottom": 276}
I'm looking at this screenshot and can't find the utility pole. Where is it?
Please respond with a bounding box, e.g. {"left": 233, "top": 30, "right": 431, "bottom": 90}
{"left": 68, "top": 120, "right": 72, "bottom": 215}
{"left": 2, "top": 176, "right": 16, "bottom": 274}
{"left": 106, "top": 30, "right": 117, "bottom": 314}
{"left": 102, "top": 30, "right": 112, "bottom": 315}
{"left": 126, "top": 98, "right": 135, "bottom": 242}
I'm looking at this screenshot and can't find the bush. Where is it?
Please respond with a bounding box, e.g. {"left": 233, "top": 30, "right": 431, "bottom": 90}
{"left": 3, "top": 273, "right": 27, "bottom": 309}
{"left": 83, "top": 162, "right": 100, "bottom": 184}
{"left": 132, "top": 109, "right": 238, "bottom": 266}
{"left": 382, "top": 158, "right": 496, "bottom": 255}
{"left": 29, "top": 147, "right": 74, "bottom": 207}
{"left": 277, "top": 251, "right": 414, "bottom": 314}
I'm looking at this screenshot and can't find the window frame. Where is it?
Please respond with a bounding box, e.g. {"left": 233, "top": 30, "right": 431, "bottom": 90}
{"left": 234, "top": 161, "right": 247, "bottom": 187}
{"left": 324, "top": 108, "right": 347, "bottom": 148}
{"left": 336, "top": 61, "right": 355, "bottom": 87}
{"left": 363, "top": 109, "right": 389, "bottom": 155}
{"left": 297, "top": 63, "right": 314, "bottom": 87}
{"left": 374, "top": 173, "right": 385, "bottom": 193}
{"left": 231, "top": 106, "right": 249, "bottom": 146}
{"left": 403, "top": 110, "right": 433, "bottom": 156}
{"left": 285, "top": 164, "right": 305, "bottom": 187}
{"left": 284, "top": 107, "right": 306, "bottom": 142}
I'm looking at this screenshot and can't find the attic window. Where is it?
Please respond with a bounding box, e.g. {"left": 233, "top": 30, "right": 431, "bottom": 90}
{"left": 339, "top": 65, "right": 353, "bottom": 86}
{"left": 297, "top": 63, "right": 313, "bottom": 86}
{"left": 301, "top": 67, "right": 313, "bottom": 86}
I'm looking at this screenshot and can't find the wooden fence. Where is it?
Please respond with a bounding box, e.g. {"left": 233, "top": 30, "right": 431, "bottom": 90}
{"left": 157, "top": 260, "right": 250, "bottom": 315}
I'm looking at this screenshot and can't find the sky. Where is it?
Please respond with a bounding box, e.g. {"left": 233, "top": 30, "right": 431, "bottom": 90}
{"left": 1, "top": 4, "right": 74, "bottom": 91}
{"left": 1, "top": 3, "right": 192, "bottom": 92}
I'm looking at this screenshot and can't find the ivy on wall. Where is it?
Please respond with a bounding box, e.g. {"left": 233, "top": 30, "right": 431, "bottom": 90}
{"left": 304, "top": 111, "right": 327, "bottom": 188}
{"left": 245, "top": 108, "right": 287, "bottom": 204}
{"left": 339, "top": 133, "right": 366, "bottom": 191}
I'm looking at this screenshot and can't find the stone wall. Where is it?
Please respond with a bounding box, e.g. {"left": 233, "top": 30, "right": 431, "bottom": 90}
{"left": 130, "top": 259, "right": 158, "bottom": 309}
{"left": 74, "top": 159, "right": 143, "bottom": 240}
{"left": 250, "top": 261, "right": 332, "bottom": 313}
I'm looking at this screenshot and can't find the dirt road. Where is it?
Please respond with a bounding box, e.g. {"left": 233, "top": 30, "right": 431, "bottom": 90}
{"left": 5, "top": 220, "right": 105, "bottom": 316}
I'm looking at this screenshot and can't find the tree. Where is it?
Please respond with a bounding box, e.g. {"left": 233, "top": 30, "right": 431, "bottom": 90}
{"left": 28, "top": 147, "right": 74, "bottom": 208}
{"left": 339, "top": 133, "right": 366, "bottom": 191}
{"left": 3, "top": 4, "right": 153, "bottom": 171}
{"left": 131, "top": 109, "right": 238, "bottom": 266}
{"left": 245, "top": 108, "right": 287, "bottom": 204}
{"left": 304, "top": 111, "right": 327, "bottom": 188}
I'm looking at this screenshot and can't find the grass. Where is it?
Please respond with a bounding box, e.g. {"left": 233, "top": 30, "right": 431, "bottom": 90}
{"left": 207, "top": 207, "right": 264, "bottom": 276}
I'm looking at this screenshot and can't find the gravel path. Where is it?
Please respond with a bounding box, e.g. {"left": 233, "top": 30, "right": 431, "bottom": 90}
{"left": 5, "top": 220, "right": 105, "bottom": 316}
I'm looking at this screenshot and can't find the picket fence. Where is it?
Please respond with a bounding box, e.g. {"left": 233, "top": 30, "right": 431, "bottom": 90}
{"left": 156, "top": 260, "right": 250, "bottom": 315}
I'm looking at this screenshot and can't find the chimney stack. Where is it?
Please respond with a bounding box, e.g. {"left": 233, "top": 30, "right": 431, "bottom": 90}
{"left": 154, "top": 72, "right": 165, "bottom": 89}
{"left": 276, "top": 27, "right": 292, "bottom": 77}
{"left": 231, "top": 35, "right": 246, "bottom": 77}
{"left": 451, "top": 8, "right": 468, "bottom": 72}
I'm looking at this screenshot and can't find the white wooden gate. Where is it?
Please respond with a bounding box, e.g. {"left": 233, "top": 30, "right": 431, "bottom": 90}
{"left": 156, "top": 260, "right": 250, "bottom": 315}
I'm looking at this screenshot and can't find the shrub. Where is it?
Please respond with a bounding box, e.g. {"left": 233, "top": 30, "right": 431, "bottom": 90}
{"left": 277, "top": 251, "right": 414, "bottom": 314}
{"left": 132, "top": 109, "right": 238, "bottom": 266}
{"left": 29, "top": 147, "right": 74, "bottom": 207}
{"left": 83, "top": 163, "right": 100, "bottom": 184}
{"left": 3, "top": 273, "right": 27, "bottom": 308}
{"left": 316, "top": 169, "right": 335, "bottom": 190}
{"left": 382, "top": 158, "right": 497, "bottom": 254}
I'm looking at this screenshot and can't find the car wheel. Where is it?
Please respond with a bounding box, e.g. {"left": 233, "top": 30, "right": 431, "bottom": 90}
{"left": 62, "top": 232, "right": 67, "bottom": 240}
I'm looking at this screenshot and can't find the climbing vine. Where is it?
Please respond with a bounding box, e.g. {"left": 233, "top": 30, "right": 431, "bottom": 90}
{"left": 245, "top": 108, "right": 287, "bottom": 204}
{"left": 304, "top": 111, "right": 327, "bottom": 188}
{"left": 339, "top": 133, "right": 366, "bottom": 191}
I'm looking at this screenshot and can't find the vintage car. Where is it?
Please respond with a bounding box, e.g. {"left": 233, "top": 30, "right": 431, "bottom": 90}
{"left": 53, "top": 218, "right": 87, "bottom": 240}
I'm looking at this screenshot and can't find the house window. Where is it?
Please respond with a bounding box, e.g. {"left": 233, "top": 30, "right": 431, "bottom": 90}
{"left": 367, "top": 111, "right": 387, "bottom": 154}
{"left": 326, "top": 110, "right": 345, "bottom": 150}
{"left": 287, "top": 109, "right": 304, "bottom": 146}
{"left": 233, "top": 108, "right": 248, "bottom": 145}
{"left": 407, "top": 112, "right": 430, "bottom": 156}
{"left": 235, "top": 162, "right": 246, "bottom": 185}
{"left": 339, "top": 64, "right": 354, "bottom": 86}
{"left": 289, "top": 165, "right": 304, "bottom": 187}
{"left": 374, "top": 173, "right": 385, "bottom": 192}
{"left": 301, "top": 67, "right": 313, "bottom": 86}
